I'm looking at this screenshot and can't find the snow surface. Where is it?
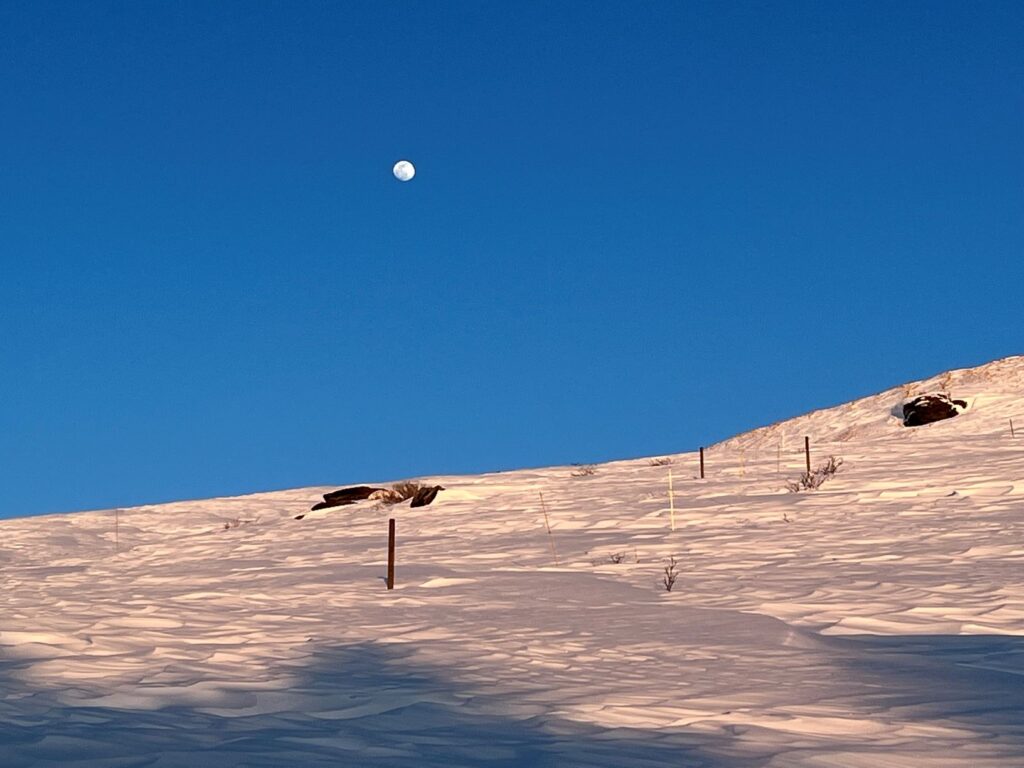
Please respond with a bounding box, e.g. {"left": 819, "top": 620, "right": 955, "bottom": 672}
{"left": 2, "top": 356, "right": 1024, "bottom": 767}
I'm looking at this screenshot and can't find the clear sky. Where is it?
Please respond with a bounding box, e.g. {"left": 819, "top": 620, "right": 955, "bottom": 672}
{"left": 2, "top": 1, "right": 1021, "bottom": 519}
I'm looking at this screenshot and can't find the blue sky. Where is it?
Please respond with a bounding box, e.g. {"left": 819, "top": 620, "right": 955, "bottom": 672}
{"left": 2, "top": 1, "right": 1021, "bottom": 518}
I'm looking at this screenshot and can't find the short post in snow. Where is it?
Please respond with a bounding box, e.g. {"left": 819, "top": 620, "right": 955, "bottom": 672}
{"left": 804, "top": 436, "right": 811, "bottom": 474}
{"left": 699, "top": 447, "right": 705, "bottom": 479}
{"left": 387, "top": 518, "right": 396, "bottom": 590}
{"left": 1011, "top": 419, "right": 1016, "bottom": 439}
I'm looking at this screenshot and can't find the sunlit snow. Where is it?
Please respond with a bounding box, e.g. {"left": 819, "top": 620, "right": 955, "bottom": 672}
{"left": 2, "top": 356, "right": 1023, "bottom": 766}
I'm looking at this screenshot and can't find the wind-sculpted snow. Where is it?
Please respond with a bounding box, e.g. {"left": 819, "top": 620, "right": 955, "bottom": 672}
{"left": 1, "top": 356, "right": 1023, "bottom": 766}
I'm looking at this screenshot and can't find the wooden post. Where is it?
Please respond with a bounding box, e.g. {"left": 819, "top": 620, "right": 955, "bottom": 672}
{"left": 804, "top": 436, "right": 811, "bottom": 474}
{"left": 668, "top": 469, "right": 676, "bottom": 531}
{"left": 539, "top": 493, "right": 559, "bottom": 565}
{"left": 699, "top": 447, "right": 705, "bottom": 479}
{"left": 386, "top": 518, "right": 396, "bottom": 590}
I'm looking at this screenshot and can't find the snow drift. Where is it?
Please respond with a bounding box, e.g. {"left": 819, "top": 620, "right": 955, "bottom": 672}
{"left": 1, "top": 356, "right": 1023, "bottom": 767}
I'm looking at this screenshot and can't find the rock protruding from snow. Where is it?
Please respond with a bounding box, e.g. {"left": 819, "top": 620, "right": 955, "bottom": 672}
{"left": 902, "top": 393, "right": 967, "bottom": 427}
{"left": 410, "top": 485, "right": 445, "bottom": 507}
{"left": 312, "top": 486, "right": 387, "bottom": 510}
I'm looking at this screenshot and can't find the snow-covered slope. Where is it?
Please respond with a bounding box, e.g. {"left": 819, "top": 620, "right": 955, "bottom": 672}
{"left": 2, "top": 357, "right": 1023, "bottom": 767}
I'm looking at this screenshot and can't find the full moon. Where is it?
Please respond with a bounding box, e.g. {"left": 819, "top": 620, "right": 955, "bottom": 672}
{"left": 392, "top": 160, "right": 415, "bottom": 182}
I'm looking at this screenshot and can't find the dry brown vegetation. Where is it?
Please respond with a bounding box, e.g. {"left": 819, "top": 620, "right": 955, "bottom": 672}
{"left": 380, "top": 481, "right": 434, "bottom": 504}
{"left": 786, "top": 456, "right": 843, "bottom": 492}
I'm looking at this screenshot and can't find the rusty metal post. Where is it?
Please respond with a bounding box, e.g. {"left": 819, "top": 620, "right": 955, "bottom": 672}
{"left": 805, "top": 436, "right": 811, "bottom": 474}
{"left": 699, "top": 447, "right": 705, "bottom": 479}
{"left": 387, "top": 518, "right": 396, "bottom": 590}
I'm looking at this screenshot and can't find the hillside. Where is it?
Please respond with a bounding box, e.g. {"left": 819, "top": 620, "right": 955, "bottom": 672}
{"left": 1, "top": 356, "right": 1023, "bottom": 767}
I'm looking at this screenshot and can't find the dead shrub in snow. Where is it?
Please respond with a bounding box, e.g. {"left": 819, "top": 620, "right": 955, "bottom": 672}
{"left": 385, "top": 481, "right": 430, "bottom": 505}
{"left": 370, "top": 488, "right": 405, "bottom": 504}
{"left": 608, "top": 552, "right": 626, "bottom": 564}
{"left": 570, "top": 464, "right": 597, "bottom": 477}
{"left": 648, "top": 457, "right": 673, "bottom": 466}
{"left": 786, "top": 456, "right": 843, "bottom": 492}
{"left": 662, "top": 556, "right": 680, "bottom": 592}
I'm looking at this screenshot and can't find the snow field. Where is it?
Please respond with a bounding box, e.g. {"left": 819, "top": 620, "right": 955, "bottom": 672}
{"left": 1, "top": 356, "right": 1023, "bottom": 766}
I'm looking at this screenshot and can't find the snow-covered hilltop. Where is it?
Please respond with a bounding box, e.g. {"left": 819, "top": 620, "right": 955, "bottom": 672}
{"left": 718, "top": 353, "right": 1024, "bottom": 447}
{"left": 2, "top": 356, "right": 1023, "bottom": 767}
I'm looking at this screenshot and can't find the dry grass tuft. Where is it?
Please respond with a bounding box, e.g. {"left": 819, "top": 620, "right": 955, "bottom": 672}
{"left": 786, "top": 456, "right": 843, "bottom": 492}
{"left": 379, "top": 481, "right": 433, "bottom": 505}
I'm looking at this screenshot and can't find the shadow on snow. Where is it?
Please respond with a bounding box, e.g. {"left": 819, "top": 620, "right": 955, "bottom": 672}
{"left": 2, "top": 633, "right": 1024, "bottom": 766}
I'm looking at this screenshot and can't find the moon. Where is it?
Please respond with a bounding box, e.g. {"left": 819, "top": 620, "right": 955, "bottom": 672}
{"left": 392, "top": 160, "right": 415, "bottom": 182}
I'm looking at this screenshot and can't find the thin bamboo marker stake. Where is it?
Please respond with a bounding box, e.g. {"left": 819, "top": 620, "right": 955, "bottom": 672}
{"left": 539, "top": 492, "right": 559, "bottom": 565}
{"left": 668, "top": 469, "right": 676, "bottom": 531}
{"left": 739, "top": 447, "right": 746, "bottom": 477}
{"left": 776, "top": 443, "right": 781, "bottom": 474}
{"left": 114, "top": 508, "right": 119, "bottom": 554}
{"left": 1012, "top": 418, "right": 1016, "bottom": 439}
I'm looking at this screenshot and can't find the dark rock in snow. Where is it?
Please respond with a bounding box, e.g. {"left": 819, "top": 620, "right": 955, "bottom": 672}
{"left": 902, "top": 394, "right": 967, "bottom": 427}
{"left": 311, "top": 485, "right": 387, "bottom": 511}
{"left": 323, "top": 485, "right": 385, "bottom": 504}
{"left": 410, "top": 485, "right": 445, "bottom": 508}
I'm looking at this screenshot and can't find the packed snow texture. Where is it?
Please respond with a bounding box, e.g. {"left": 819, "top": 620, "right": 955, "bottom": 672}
{"left": 2, "top": 356, "right": 1024, "bottom": 767}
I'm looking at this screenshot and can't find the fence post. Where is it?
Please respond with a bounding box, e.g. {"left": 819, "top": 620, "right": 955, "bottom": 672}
{"left": 387, "top": 518, "right": 396, "bottom": 590}
{"left": 699, "top": 447, "right": 705, "bottom": 479}
{"left": 805, "top": 436, "right": 811, "bottom": 474}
